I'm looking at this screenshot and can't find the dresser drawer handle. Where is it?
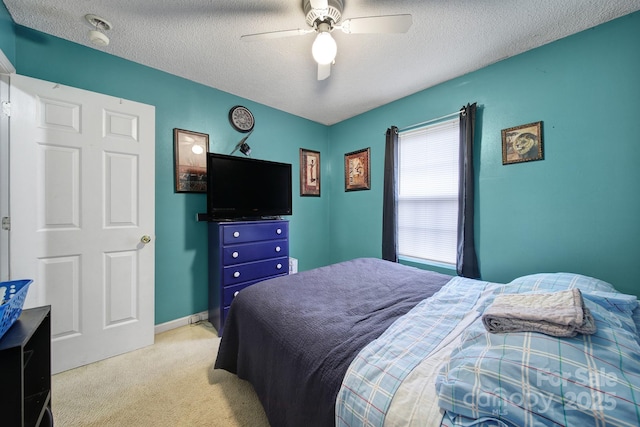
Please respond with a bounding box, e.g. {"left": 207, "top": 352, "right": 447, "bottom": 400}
{"left": 233, "top": 271, "right": 240, "bottom": 278}
{"left": 276, "top": 228, "right": 282, "bottom": 235}
{"left": 276, "top": 263, "right": 282, "bottom": 270}
{"left": 234, "top": 291, "right": 240, "bottom": 297}
{"left": 232, "top": 251, "right": 239, "bottom": 258}
{"left": 275, "top": 246, "right": 281, "bottom": 252}
{"left": 233, "top": 231, "right": 240, "bottom": 238}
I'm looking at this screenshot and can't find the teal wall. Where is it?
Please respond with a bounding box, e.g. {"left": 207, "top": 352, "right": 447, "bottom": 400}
{"left": 5, "top": 12, "right": 331, "bottom": 324}
{"left": 0, "top": 1, "right": 15, "bottom": 62}
{"left": 3, "top": 5, "right": 639, "bottom": 320}
{"left": 328, "top": 12, "right": 640, "bottom": 297}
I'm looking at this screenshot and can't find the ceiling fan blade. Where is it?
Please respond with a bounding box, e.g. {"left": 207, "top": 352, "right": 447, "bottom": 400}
{"left": 339, "top": 14, "right": 413, "bottom": 34}
{"left": 317, "top": 63, "right": 331, "bottom": 81}
{"left": 241, "top": 28, "right": 314, "bottom": 42}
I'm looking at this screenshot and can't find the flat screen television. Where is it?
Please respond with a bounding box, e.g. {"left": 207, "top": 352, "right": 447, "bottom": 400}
{"left": 206, "top": 153, "right": 292, "bottom": 220}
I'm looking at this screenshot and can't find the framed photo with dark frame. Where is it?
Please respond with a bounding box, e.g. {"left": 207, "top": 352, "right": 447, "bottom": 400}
{"left": 502, "top": 121, "right": 544, "bottom": 165}
{"left": 300, "top": 148, "right": 321, "bottom": 197}
{"left": 344, "top": 147, "right": 371, "bottom": 191}
{"left": 173, "top": 128, "right": 209, "bottom": 193}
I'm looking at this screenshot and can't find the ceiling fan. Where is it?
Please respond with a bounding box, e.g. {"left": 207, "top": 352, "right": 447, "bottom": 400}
{"left": 241, "top": 0, "right": 412, "bottom": 80}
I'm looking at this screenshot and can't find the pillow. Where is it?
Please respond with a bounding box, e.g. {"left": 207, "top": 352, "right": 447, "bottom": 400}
{"left": 435, "top": 291, "right": 640, "bottom": 426}
{"left": 507, "top": 272, "right": 618, "bottom": 294}
{"left": 506, "top": 272, "right": 640, "bottom": 345}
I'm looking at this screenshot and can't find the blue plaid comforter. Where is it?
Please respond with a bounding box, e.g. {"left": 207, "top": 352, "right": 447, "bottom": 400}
{"left": 336, "top": 273, "right": 640, "bottom": 427}
{"left": 336, "top": 276, "right": 498, "bottom": 426}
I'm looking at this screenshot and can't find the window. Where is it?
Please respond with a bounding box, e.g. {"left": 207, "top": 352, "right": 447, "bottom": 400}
{"left": 397, "top": 118, "right": 459, "bottom": 265}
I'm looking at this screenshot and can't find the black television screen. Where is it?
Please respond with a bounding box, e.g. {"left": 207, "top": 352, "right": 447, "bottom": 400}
{"left": 206, "top": 153, "right": 292, "bottom": 220}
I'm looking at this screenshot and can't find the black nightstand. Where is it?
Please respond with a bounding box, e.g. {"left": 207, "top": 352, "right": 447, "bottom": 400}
{"left": 0, "top": 305, "right": 52, "bottom": 426}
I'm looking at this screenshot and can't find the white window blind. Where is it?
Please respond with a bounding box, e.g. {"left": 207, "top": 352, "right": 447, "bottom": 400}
{"left": 398, "top": 118, "right": 460, "bottom": 265}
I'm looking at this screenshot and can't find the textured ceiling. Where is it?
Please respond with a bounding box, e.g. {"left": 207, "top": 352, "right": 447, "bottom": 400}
{"left": 4, "top": 0, "right": 640, "bottom": 125}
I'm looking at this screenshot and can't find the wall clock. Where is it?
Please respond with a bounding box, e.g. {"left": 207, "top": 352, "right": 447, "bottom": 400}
{"left": 228, "top": 105, "right": 255, "bottom": 133}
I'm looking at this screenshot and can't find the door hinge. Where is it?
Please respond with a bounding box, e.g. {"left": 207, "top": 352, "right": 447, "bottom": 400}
{"left": 1, "top": 217, "right": 9, "bottom": 231}
{"left": 1, "top": 101, "right": 10, "bottom": 117}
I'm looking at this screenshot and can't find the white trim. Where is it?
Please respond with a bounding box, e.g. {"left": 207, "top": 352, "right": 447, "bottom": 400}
{"left": 154, "top": 310, "right": 209, "bottom": 334}
{"left": 0, "top": 73, "right": 9, "bottom": 281}
{"left": 0, "top": 48, "right": 11, "bottom": 281}
{"left": 0, "top": 49, "right": 16, "bottom": 75}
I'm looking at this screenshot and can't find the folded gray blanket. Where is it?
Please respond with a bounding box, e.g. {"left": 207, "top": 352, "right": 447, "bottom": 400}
{"left": 482, "top": 288, "right": 596, "bottom": 337}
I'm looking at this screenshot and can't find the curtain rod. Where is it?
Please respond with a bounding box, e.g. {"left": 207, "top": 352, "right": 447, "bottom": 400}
{"left": 398, "top": 108, "right": 464, "bottom": 132}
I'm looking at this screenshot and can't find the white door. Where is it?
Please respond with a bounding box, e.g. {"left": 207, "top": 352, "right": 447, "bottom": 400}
{"left": 9, "top": 74, "right": 155, "bottom": 374}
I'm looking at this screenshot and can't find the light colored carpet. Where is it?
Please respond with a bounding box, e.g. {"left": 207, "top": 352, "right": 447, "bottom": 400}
{"left": 51, "top": 322, "right": 271, "bottom": 426}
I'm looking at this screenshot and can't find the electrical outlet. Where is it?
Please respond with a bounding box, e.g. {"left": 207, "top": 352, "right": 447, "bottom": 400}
{"left": 188, "top": 314, "right": 201, "bottom": 325}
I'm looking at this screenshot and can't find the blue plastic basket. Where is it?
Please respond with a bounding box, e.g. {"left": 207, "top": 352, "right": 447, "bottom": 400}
{"left": 0, "top": 280, "right": 33, "bottom": 340}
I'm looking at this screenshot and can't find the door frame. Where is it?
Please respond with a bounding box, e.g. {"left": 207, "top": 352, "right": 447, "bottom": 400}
{"left": 0, "top": 49, "right": 15, "bottom": 282}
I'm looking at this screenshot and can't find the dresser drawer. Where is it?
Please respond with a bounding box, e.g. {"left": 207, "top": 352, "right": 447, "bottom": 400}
{"left": 223, "top": 239, "right": 288, "bottom": 265}
{"left": 222, "top": 221, "right": 288, "bottom": 244}
{"left": 222, "top": 256, "right": 289, "bottom": 286}
{"left": 223, "top": 279, "right": 263, "bottom": 307}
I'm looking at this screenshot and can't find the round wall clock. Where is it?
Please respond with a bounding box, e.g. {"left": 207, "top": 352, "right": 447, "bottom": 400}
{"left": 228, "top": 105, "right": 255, "bottom": 133}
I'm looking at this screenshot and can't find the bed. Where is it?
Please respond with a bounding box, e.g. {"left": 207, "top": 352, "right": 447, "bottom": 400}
{"left": 214, "top": 257, "right": 640, "bottom": 427}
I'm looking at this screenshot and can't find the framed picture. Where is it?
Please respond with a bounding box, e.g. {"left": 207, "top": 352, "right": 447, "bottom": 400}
{"left": 502, "top": 121, "right": 544, "bottom": 165}
{"left": 344, "top": 147, "right": 371, "bottom": 191}
{"left": 300, "top": 148, "right": 321, "bottom": 197}
{"left": 173, "top": 128, "right": 209, "bottom": 193}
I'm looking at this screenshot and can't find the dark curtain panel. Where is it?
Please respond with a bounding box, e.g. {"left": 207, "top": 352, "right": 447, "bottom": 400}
{"left": 382, "top": 126, "right": 399, "bottom": 262}
{"left": 457, "top": 103, "right": 480, "bottom": 278}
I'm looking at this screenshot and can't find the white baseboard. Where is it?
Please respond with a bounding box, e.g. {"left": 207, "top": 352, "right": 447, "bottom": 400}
{"left": 154, "top": 310, "right": 209, "bottom": 334}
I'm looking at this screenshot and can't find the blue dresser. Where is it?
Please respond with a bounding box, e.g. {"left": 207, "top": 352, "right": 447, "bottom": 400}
{"left": 208, "top": 220, "right": 289, "bottom": 335}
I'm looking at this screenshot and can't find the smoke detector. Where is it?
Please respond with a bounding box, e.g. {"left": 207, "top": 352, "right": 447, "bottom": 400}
{"left": 85, "top": 14, "right": 112, "bottom": 47}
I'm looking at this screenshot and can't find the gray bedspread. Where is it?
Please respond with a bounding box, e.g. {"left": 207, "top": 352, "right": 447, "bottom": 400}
{"left": 214, "top": 257, "right": 451, "bottom": 427}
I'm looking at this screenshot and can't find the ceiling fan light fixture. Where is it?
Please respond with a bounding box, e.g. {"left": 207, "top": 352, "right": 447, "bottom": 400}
{"left": 312, "top": 32, "right": 337, "bottom": 65}
{"left": 305, "top": 0, "right": 343, "bottom": 27}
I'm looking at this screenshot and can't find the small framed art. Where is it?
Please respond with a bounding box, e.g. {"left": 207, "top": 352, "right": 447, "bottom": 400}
{"left": 173, "top": 128, "right": 209, "bottom": 193}
{"left": 300, "top": 148, "right": 321, "bottom": 197}
{"left": 344, "top": 147, "right": 371, "bottom": 191}
{"left": 502, "top": 121, "right": 544, "bottom": 165}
